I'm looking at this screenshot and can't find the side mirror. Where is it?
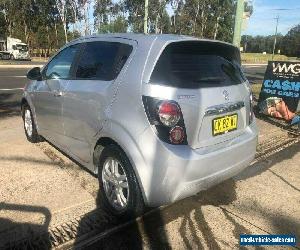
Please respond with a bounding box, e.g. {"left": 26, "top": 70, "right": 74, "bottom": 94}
{"left": 27, "top": 67, "right": 42, "bottom": 80}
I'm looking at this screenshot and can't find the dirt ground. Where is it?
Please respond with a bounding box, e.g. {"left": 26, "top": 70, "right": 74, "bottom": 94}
{"left": 0, "top": 112, "right": 299, "bottom": 249}
{"left": 86, "top": 119, "right": 300, "bottom": 250}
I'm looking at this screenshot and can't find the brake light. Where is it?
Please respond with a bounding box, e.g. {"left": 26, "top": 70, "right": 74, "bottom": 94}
{"left": 142, "top": 96, "right": 188, "bottom": 145}
{"left": 158, "top": 101, "right": 181, "bottom": 127}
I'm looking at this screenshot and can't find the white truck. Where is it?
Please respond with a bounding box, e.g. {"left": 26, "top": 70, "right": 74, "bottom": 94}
{"left": 0, "top": 37, "right": 31, "bottom": 60}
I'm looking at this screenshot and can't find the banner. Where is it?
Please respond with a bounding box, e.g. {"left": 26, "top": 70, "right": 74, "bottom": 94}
{"left": 258, "top": 61, "right": 300, "bottom": 125}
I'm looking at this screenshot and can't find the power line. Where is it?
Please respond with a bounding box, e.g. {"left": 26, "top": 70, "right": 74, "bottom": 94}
{"left": 271, "top": 8, "right": 300, "bottom": 11}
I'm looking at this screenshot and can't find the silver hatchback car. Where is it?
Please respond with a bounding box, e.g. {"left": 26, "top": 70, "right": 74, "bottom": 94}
{"left": 22, "top": 34, "right": 258, "bottom": 217}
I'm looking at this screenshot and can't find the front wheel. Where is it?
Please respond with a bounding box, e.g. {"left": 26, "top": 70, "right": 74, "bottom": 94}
{"left": 22, "top": 105, "right": 42, "bottom": 143}
{"left": 98, "top": 144, "right": 145, "bottom": 218}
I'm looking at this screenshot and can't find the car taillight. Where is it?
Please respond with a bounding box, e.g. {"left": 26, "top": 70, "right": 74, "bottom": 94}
{"left": 249, "top": 92, "right": 254, "bottom": 124}
{"left": 158, "top": 101, "right": 181, "bottom": 127}
{"left": 142, "top": 96, "right": 187, "bottom": 145}
{"left": 169, "top": 126, "right": 185, "bottom": 144}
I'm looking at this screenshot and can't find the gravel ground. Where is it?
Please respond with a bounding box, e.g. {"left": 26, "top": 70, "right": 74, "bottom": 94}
{"left": 86, "top": 120, "right": 300, "bottom": 250}
{"left": 0, "top": 112, "right": 299, "bottom": 249}
{"left": 0, "top": 115, "right": 98, "bottom": 247}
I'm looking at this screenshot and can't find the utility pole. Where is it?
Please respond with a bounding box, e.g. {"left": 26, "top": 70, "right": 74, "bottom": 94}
{"left": 233, "top": 0, "right": 244, "bottom": 48}
{"left": 144, "top": 0, "right": 149, "bottom": 34}
{"left": 272, "top": 15, "right": 279, "bottom": 60}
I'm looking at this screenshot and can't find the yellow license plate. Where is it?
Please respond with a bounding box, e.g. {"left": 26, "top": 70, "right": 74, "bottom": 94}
{"left": 212, "top": 114, "right": 238, "bottom": 136}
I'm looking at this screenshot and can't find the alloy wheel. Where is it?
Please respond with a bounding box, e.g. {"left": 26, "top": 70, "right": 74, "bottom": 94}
{"left": 24, "top": 109, "right": 33, "bottom": 137}
{"left": 102, "top": 157, "right": 129, "bottom": 211}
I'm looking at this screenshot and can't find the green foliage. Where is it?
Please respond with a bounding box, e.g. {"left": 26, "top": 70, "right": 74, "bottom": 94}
{"left": 97, "top": 16, "right": 128, "bottom": 33}
{"left": 0, "top": 12, "right": 6, "bottom": 38}
{"left": 167, "top": 0, "right": 235, "bottom": 42}
{"left": 106, "top": 0, "right": 236, "bottom": 41}
{"left": 241, "top": 35, "right": 284, "bottom": 54}
{"left": 0, "top": 0, "right": 241, "bottom": 52}
{"left": 242, "top": 24, "right": 300, "bottom": 58}
{"left": 244, "top": 0, "right": 253, "bottom": 16}
{"left": 281, "top": 24, "right": 300, "bottom": 57}
{"left": 0, "top": 0, "right": 84, "bottom": 51}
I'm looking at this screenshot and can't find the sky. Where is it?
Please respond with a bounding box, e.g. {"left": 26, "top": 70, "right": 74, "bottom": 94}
{"left": 243, "top": 0, "right": 300, "bottom": 36}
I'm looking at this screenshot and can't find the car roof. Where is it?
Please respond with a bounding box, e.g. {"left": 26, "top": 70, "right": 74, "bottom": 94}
{"left": 71, "top": 33, "right": 236, "bottom": 48}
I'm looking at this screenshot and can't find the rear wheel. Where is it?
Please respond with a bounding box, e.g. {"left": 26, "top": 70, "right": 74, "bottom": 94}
{"left": 22, "top": 105, "right": 42, "bottom": 143}
{"left": 98, "top": 144, "right": 144, "bottom": 218}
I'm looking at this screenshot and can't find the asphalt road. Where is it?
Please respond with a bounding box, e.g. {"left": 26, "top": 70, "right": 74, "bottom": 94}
{"left": 0, "top": 62, "right": 267, "bottom": 109}
{"left": 0, "top": 64, "right": 43, "bottom": 108}
{"left": 242, "top": 64, "right": 267, "bottom": 84}
{"left": 0, "top": 59, "right": 45, "bottom": 65}
{"left": 0, "top": 68, "right": 29, "bottom": 89}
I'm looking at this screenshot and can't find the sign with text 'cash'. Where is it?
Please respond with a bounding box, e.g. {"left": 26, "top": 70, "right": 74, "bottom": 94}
{"left": 258, "top": 61, "right": 300, "bottom": 125}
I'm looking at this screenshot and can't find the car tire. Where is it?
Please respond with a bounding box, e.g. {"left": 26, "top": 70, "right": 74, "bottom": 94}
{"left": 22, "top": 105, "right": 42, "bottom": 143}
{"left": 10, "top": 54, "right": 15, "bottom": 60}
{"left": 98, "top": 144, "right": 145, "bottom": 219}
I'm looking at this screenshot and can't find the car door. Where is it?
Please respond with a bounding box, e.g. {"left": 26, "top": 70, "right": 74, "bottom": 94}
{"left": 62, "top": 40, "right": 133, "bottom": 163}
{"left": 33, "top": 44, "right": 81, "bottom": 146}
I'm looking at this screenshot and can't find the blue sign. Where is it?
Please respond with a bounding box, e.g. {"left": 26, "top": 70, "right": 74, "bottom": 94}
{"left": 258, "top": 61, "right": 300, "bottom": 125}
{"left": 240, "top": 234, "right": 296, "bottom": 246}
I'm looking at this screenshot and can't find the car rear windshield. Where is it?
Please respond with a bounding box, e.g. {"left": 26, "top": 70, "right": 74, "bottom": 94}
{"left": 150, "top": 41, "right": 246, "bottom": 88}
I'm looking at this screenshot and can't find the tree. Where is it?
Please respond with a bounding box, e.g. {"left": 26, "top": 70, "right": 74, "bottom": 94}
{"left": 0, "top": 10, "right": 7, "bottom": 38}
{"left": 55, "top": 0, "right": 69, "bottom": 43}
{"left": 167, "top": 0, "right": 235, "bottom": 42}
{"left": 281, "top": 24, "right": 300, "bottom": 57}
{"left": 241, "top": 35, "right": 284, "bottom": 54}
{"left": 0, "top": 0, "right": 242, "bottom": 54}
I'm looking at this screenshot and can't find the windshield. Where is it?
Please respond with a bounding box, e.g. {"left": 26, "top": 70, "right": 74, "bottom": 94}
{"left": 150, "top": 41, "right": 246, "bottom": 88}
{"left": 16, "top": 44, "right": 28, "bottom": 52}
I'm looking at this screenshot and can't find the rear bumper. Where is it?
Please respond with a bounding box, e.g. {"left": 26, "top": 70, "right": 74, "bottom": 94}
{"left": 140, "top": 122, "right": 258, "bottom": 206}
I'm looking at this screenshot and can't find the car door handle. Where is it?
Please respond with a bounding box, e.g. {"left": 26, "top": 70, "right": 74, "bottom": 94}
{"left": 53, "top": 90, "right": 63, "bottom": 97}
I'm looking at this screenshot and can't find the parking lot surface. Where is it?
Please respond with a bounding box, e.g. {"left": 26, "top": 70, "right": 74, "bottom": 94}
{"left": 0, "top": 111, "right": 299, "bottom": 249}
{"left": 0, "top": 63, "right": 299, "bottom": 249}
{"left": 0, "top": 115, "right": 99, "bottom": 247}
{"left": 74, "top": 119, "right": 300, "bottom": 250}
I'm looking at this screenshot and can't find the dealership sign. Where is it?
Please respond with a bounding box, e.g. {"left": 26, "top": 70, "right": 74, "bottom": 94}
{"left": 258, "top": 61, "right": 300, "bottom": 125}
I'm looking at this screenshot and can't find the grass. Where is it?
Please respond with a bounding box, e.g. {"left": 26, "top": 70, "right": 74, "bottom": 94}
{"left": 0, "top": 60, "right": 18, "bottom": 65}
{"left": 241, "top": 53, "right": 298, "bottom": 64}
{"left": 31, "top": 57, "right": 48, "bottom": 62}
{"left": 251, "top": 83, "right": 262, "bottom": 99}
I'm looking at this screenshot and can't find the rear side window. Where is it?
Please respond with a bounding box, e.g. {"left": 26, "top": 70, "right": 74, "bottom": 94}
{"left": 75, "top": 41, "right": 132, "bottom": 80}
{"left": 150, "top": 41, "right": 246, "bottom": 88}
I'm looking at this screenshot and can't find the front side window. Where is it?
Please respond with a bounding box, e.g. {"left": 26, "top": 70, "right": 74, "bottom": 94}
{"left": 45, "top": 44, "right": 80, "bottom": 79}
{"left": 75, "top": 41, "right": 132, "bottom": 80}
